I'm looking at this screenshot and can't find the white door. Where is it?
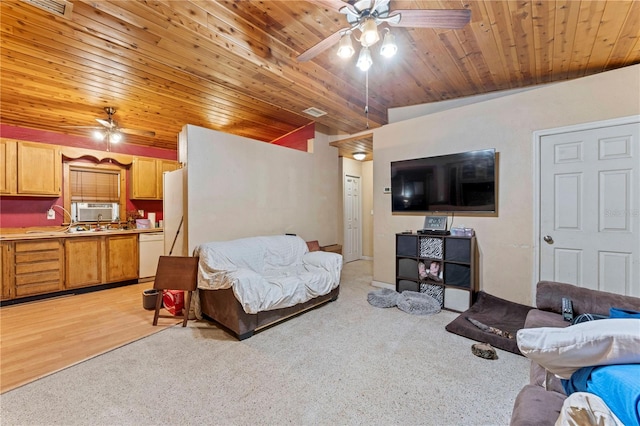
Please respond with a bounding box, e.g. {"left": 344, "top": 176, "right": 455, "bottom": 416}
{"left": 539, "top": 120, "right": 640, "bottom": 296}
{"left": 344, "top": 175, "right": 361, "bottom": 263}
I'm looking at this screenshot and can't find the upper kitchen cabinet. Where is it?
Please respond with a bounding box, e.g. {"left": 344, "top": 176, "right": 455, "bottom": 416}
{"left": 130, "top": 156, "right": 179, "bottom": 200}
{"left": 0, "top": 139, "right": 61, "bottom": 196}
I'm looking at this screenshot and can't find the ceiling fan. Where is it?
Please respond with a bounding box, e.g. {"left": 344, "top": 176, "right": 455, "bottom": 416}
{"left": 297, "top": 0, "right": 472, "bottom": 63}
{"left": 64, "top": 107, "right": 156, "bottom": 150}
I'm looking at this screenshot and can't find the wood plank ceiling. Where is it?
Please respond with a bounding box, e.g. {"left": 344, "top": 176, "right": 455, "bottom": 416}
{"left": 1, "top": 0, "right": 639, "bottom": 154}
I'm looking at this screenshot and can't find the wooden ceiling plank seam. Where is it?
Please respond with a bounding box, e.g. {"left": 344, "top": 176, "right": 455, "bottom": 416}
{"left": 505, "top": 0, "right": 536, "bottom": 86}
{"left": 568, "top": 1, "right": 607, "bottom": 79}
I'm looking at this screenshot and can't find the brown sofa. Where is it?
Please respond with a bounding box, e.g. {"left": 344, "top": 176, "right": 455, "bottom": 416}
{"left": 510, "top": 281, "right": 640, "bottom": 425}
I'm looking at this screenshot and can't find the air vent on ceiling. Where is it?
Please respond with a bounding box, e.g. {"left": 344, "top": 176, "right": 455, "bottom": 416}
{"left": 303, "top": 107, "right": 327, "bottom": 118}
{"left": 22, "top": 0, "right": 73, "bottom": 19}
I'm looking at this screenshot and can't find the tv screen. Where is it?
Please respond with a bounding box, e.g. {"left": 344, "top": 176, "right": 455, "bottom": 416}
{"left": 391, "top": 149, "right": 496, "bottom": 213}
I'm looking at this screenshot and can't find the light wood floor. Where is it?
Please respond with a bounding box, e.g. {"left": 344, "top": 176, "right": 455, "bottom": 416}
{"left": 0, "top": 283, "right": 180, "bottom": 394}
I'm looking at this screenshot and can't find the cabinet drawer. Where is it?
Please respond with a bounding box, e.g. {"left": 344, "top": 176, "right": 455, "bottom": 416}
{"left": 16, "top": 270, "right": 61, "bottom": 286}
{"left": 15, "top": 279, "right": 62, "bottom": 297}
{"left": 15, "top": 260, "right": 61, "bottom": 275}
{"left": 15, "top": 240, "right": 60, "bottom": 252}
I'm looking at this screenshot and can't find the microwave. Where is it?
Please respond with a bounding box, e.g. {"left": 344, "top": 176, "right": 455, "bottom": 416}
{"left": 71, "top": 203, "right": 119, "bottom": 222}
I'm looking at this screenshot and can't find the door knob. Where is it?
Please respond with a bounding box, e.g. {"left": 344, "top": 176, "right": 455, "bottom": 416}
{"left": 543, "top": 235, "right": 554, "bottom": 244}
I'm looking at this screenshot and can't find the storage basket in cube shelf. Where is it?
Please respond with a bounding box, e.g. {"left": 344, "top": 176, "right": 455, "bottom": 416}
{"left": 420, "top": 283, "right": 444, "bottom": 307}
{"left": 420, "top": 237, "right": 443, "bottom": 259}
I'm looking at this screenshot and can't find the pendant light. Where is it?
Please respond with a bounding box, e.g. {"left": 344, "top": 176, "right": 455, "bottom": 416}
{"left": 356, "top": 47, "right": 373, "bottom": 72}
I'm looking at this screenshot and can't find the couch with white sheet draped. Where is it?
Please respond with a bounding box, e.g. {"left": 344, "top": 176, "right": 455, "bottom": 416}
{"left": 193, "top": 235, "right": 342, "bottom": 339}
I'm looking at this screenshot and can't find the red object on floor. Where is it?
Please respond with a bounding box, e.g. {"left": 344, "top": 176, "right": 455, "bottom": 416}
{"left": 162, "top": 290, "right": 184, "bottom": 316}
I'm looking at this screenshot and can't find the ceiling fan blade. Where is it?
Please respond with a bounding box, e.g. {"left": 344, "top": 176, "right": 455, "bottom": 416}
{"left": 297, "top": 28, "right": 349, "bottom": 62}
{"left": 96, "top": 118, "right": 115, "bottom": 128}
{"left": 389, "top": 9, "right": 471, "bottom": 29}
{"left": 119, "top": 128, "right": 156, "bottom": 137}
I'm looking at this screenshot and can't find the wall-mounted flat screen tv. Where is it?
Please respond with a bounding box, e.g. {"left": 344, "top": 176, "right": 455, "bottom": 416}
{"left": 391, "top": 149, "right": 497, "bottom": 213}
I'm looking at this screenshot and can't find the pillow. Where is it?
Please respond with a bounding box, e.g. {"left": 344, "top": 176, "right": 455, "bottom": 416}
{"left": 610, "top": 307, "right": 640, "bottom": 318}
{"left": 516, "top": 318, "right": 640, "bottom": 379}
{"left": 306, "top": 240, "right": 320, "bottom": 252}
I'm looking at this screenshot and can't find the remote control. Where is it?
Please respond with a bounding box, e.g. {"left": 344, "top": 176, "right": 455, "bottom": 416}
{"left": 562, "top": 297, "right": 574, "bottom": 322}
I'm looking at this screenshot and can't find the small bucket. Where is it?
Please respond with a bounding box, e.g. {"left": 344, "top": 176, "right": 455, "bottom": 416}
{"left": 142, "top": 289, "right": 160, "bottom": 310}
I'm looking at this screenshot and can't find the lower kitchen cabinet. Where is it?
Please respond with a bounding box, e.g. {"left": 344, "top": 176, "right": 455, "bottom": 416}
{"left": 105, "top": 234, "right": 138, "bottom": 283}
{"left": 1, "top": 233, "right": 140, "bottom": 302}
{"left": 65, "top": 237, "right": 102, "bottom": 289}
{"left": 14, "top": 240, "right": 64, "bottom": 298}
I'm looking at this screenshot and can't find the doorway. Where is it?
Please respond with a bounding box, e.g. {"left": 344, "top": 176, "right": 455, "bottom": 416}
{"left": 343, "top": 174, "right": 361, "bottom": 263}
{"left": 534, "top": 116, "right": 640, "bottom": 297}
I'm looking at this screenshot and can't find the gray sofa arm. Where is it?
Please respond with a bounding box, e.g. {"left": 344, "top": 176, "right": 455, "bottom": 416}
{"left": 535, "top": 281, "right": 640, "bottom": 316}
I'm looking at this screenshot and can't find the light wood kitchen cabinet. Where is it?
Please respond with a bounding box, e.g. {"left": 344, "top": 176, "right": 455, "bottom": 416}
{"left": 1, "top": 242, "right": 12, "bottom": 300}
{"left": 130, "top": 156, "right": 179, "bottom": 200}
{"left": 13, "top": 240, "right": 64, "bottom": 298}
{"left": 65, "top": 237, "right": 102, "bottom": 289}
{"left": 105, "top": 234, "right": 138, "bottom": 282}
{"left": 0, "top": 139, "right": 61, "bottom": 196}
{"left": 0, "top": 139, "right": 17, "bottom": 195}
{"left": 158, "top": 160, "right": 179, "bottom": 199}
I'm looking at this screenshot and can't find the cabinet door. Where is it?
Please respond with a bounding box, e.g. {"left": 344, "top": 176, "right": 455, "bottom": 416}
{"left": 105, "top": 235, "right": 138, "bottom": 282}
{"left": 1, "top": 242, "right": 14, "bottom": 300}
{"left": 0, "top": 139, "right": 17, "bottom": 194}
{"left": 17, "top": 142, "right": 61, "bottom": 195}
{"left": 157, "top": 160, "right": 178, "bottom": 199}
{"left": 131, "top": 156, "right": 159, "bottom": 199}
{"left": 65, "top": 237, "right": 102, "bottom": 288}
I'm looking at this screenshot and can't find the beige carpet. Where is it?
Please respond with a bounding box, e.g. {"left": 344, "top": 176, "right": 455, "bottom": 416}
{"left": 0, "top": 260, "right": 529, "bottom": 425}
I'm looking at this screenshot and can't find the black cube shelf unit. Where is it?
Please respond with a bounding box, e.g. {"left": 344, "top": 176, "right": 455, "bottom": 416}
{"left": 396, "top": 233, "right": 478, "bottom": 312}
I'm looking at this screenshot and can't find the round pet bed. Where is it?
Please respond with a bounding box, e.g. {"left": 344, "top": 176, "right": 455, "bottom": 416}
{"left": 397, "top": 291, "right": 441, "bottom": 316}
{"left": 367, "top": 288, "right": 400, "bottom": 308}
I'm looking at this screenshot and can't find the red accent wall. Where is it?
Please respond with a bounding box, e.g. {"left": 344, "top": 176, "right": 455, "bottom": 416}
{"left": 271, "top": 123, "right": 315, "bottom": 151}
{"left": 0, "top": 125, "right": 175, "bottom": 229}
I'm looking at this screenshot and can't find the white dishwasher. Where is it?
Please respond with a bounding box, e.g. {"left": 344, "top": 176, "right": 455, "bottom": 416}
{"left": 139, "top": 232, "right": 164, "bottom": 280}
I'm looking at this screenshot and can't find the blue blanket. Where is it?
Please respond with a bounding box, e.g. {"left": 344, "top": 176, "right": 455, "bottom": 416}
{"left": 563, "top": 364, "right": 640, "bottom": 426}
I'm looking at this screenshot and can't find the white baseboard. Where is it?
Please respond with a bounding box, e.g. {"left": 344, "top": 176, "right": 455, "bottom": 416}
{"left": 371, "top": 280, "right": 394, "bottom": 290}
{"left": 360, "top": 256, "right": 373, "bottom": 261}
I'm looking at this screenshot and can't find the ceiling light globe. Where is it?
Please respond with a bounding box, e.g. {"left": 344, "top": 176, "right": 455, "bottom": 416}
{"left": 360, "top": 19, "right": 380, "bottom": 47}
{"left": 356, "top": 47, "right": 373, "bottom": 72}
{"left": 93, "top": 130, "right": 105, "bottom": 141}
{"left": 337, "top": 34, "right": 355, "bottom": 59}
{"left": 380, "top": 30, "right": 397, "bottom": 58}
{"left": 353, "top": 152, "right": 366, "bottom": 161}
{"left": 110, "top": 132, "right": 122, "bottom": 143}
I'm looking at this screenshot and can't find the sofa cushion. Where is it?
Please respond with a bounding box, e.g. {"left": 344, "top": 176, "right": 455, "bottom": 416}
{"left": 535, "top": 281, "right": 640, "bottom": 316}
{"left": 524, "top": 309, "right": 568, "bottom": 329}
{"left": 510, "top": 384, "right": 565, "bottom": 426}
{"left": 517, "top": 318, "right": 640, "bottom": 379}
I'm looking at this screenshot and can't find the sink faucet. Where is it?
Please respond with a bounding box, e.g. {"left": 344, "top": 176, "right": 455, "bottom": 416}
{"left": 97, "top": 214, "right": 103, "bottom": 230}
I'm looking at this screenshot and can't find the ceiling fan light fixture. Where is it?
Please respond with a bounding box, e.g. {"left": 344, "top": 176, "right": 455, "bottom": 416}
{"left": 93, "top": 129, "right": 105, "bottom": 141}
{"left": 109, "top": 131, "right": 122, "bottom": 144}
{"left": 359, "top": 18, "right": 379, "bottom": 47}
{"left": 353, "top": 152, "right": 366, "bottom": 161}
{"left": 337, "top": 33, "right": 355, "bottom": 59}
{"left": 356, "top": 47, "right": 373, "bottom": 71}
{"left": 380, "top": 29, "right": 397, "bottom": 58}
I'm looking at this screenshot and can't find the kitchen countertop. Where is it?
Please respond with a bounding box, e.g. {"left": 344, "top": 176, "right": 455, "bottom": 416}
{"left": 0, "top": 227, "right": 164, "bottom": 241}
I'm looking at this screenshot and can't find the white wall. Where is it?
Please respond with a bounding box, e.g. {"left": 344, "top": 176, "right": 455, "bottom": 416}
{"left": 184, "top": 125, "right": 340, "bottom": 252}
{"left": 373, "top": 64, "right": 640, "bottom": 306}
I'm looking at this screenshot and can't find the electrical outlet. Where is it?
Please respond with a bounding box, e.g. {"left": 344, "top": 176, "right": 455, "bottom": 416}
{"left": 47, "top": 209, "right": 56, "bottom": 220}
